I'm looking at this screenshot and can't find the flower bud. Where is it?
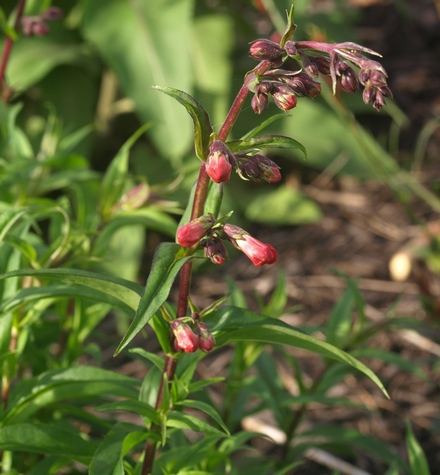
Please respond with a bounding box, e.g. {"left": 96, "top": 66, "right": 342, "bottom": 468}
{"left": 177, "top": 215, "right": 216, "bottom": 248}
{"left": 42, "top": 7, "right": 63, "bottom": 21}
{"left": 222, "top": 224, "right": 278, "bottom": 266}
{"left": 111, "top": 183, "right": 150, "bottom": 212}
{"left": 170, "top": 319, "right": 199, "bottom": 353}
{"left": 206, "top": 140, "right": 235, "bottom": 183}
{"left": 236, "top": 155, "right": 281, "bottom": 183}
{"left": 249, "top": 39, "right": 284, "bottom": 63}
{"left": 284, "top": 40, "right": 297, "bottom": 57}
{"left": 337, "top": 62, "right": 358, "bottom": 93}
{"left": 201, "top": 237, "right": 228, "bottom": 265}
{"left": 197, "top": 321, "right": 215, "bottom": 353}
{"left": 251, "top": 91, "right": 269, "bottom": 114}
{"left": 32, "top": 21, "right": 50, "bottom": 36}
{"left": 271, "top": 83, "right": 297, "bottom": 111}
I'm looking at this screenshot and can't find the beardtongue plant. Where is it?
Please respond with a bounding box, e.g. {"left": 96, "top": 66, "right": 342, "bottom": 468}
{"left": 115, "top": 7, "right": 393, "bottom": 474}
{"left": 0, "top": 4, "right": 400, "bottom": 474}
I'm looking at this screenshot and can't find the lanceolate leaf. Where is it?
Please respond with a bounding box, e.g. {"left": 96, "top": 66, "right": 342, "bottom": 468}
{"left": 0, "top": 284, "right": 134, "bottom": 317}
{"left": 0, "top": 423, "right": 96, "bottom": 461}
{"left": 116, "top": 243, "right": 201, "bottom": 354}
{"left": 96, "top": 400, "right": 159, "bottom": 424}
{"left": 226, "top": 134, "right": 306, "bottom": 157}
{"left": 4, "top": 366, "right": 139, "bottom": 424}
{"left": 207, "top": 307, "right": 389, "bottom": 398}
{"left": 152, "top": 86, "right": 213, "bottom": 160}
{"left": 82, "top": 0, "right": 194, "bottom": 161}
{"left": 0, "top": 268, "right": 143, "bottom": 311}
{"left": 89, "top": 422, "right": 152, "bottom": 475}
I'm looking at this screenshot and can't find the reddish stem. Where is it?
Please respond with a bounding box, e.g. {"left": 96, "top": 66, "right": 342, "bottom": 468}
{"left": 0, "top": 0, "right": 26, "bottom": 101}
{"left": 141, "top": 60, "right": 270, "bottom": 475}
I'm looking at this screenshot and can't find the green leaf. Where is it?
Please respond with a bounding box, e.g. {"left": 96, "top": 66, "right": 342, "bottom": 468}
{"left": 89, "top": 422, "right": 152, "bottom": 475}
{"left": 326, "top": 286, "right": 355, "bottom": 346}
{"left": 5, "top": 366, "right": 139, "bottom": 424}
{"left": 351, "top": 348, "right": 429, "bottom": 382}
{"left": 406, "top": 421, "right": 430, "bottom": 475}
{"left": 0, "top": 268, "right": 143, "bottom": 311}
{"left": 99, "top": 122, "right": 154, "bottom": 217}
{"left": 226, "top": 134, "right": 306, "bottom": 157}
{"left": 81, "top": 0, "right": 194, "bottom": 161}
{"left": 96, "top": 400, "right": 159, "bottom": 425}
{"left": 0, "top": 284, "right": 134, "bottom": 317}
{"left": 6, "top": 37, "right": 84, "bottom": 91}
{"left": 280, "top": 5, "right": 296, "bottom": 48}
{"left": 153, "top": 86, "right": 213, "bottom": 161}
{"left": 179, "top": 400, "right": 230, "bottom": 435}
{"left": 245, "top": 185, "right": 322, "bottom": 226}
{"left": 166, "top": 411, "right": 225, "bottom": 435}
{"left": 208, "top": 306, "right": 389, "bottom": 398}
{"left": 116, "top": 243, "right": 199, "bottom": 354}
{"left": 0, "top": 422, "right": 96, "bottom": 461}
{"left": 129, "top": 348, "right": 165, "bottom": 371}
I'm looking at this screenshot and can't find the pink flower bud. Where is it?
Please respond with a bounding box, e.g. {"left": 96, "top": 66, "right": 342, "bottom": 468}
{"left": 236, "top": 155, "right": 281, "bottom": 184}
{"left": 201, "top": 237, "right": 228, "bottom": 265}
{"left": 197, "top": 321, "right": 215, "bottom": 353}
{"left": 206, "top": 140, "right": 235, "bottom": 183}
{"left": 176, "top": 215, "right": 216, "bottom": 248}
{"left": 271, "top": 83, "right": 297, "bottom": 111}
{"left": 42, "top": 7, "right": 63, "bottom": 21}
{"left": 170, "top": 319, "right": 199, "bottom": 353}
{"left": 251, "top": 91, "right": 269, "bottom": 114}
{"left": 223, "top": 224, "right": 278, "bottom": 266}
{"left": 284, "top": 40, "right": 297, "bottom": 57}
{"left": 32, "top": 21, "right": 50, "bottom": 36}
{"left": 249, "top": 39, "right": 284, "bottom": 62}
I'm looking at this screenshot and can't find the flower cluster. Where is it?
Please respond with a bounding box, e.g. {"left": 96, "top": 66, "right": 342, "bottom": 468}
{"left": 177, "top": 217, "right": 278, "bottom": 267}
{"left": 171, "top": 315, "right": 215, "bottom": 353}
{"left": 20, "top": 7, "right": 62, "bottom": 37}
{"left": 247, "top": 37, "right": 392, "bottom": 112}
{"left": 205, "top": 140, "right": 281, "bottom": 184}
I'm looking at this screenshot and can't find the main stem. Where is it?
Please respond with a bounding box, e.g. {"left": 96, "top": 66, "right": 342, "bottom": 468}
{"left": 0, "top": 0, "right": 26, "bottom": 101}
{"left": 141, "top": 60, "right": 271, "bottom": 475}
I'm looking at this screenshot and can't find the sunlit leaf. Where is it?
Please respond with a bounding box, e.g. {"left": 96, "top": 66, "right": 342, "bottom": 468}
{"left": 208, "top": 306, "right": 389, "bottom": 398}
{"left": 153, "top": 86, "right": 213, "bottom": 161}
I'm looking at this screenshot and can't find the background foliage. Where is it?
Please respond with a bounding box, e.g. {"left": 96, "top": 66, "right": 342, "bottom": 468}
{"left": 1, "top": 0, "right": 439, "bottom": 474}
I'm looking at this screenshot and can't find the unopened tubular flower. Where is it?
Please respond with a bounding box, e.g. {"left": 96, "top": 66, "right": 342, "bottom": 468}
{"left": 271, "top": 83, "right": 297, "bottom": 111}
{"left": 222, "top": 224, "right": 278, "bottom": 266}
{"left": 336, "top": 61, "right": 358, "bottom": 93}
{"left": 201, "top": 237, "right": 228, "bottom": 265}
{"left": 206, "top": 140, "right": 235, "bottom": 183}
{"left": 236, "top": 154, "right": 281, "bottom": 183}
{"left": 171, "top": 319, "right": 199, "bottom": 353}
{"left": 197, "top": 321, "right": 215, "bottom": 353}
{"left": 249, "top": 39, "right": 284, "bottom": 63}
{"left": 177, "top": 215, "right": 216, "bottom": 248}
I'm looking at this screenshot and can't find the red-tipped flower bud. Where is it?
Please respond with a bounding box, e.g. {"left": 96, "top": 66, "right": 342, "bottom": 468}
{"left": 177, "top": 215, "right": 216, "bottom": 248}
{"left": 197, "top": 321, "right": 215, "bottom": 353}
{"left": 171, "top": 319, "right": 199, "bottom": 353}
{"left": 249, "top": 39, "right": 284, "bottom": 63}
{"left": 271, "top": 83, "right": 297, "bottom": 111}
{"left": 236, "top": 154, "right": 281, "bottom": 183}
{"left": 222, "top": 224, "right": 278, "bottom": 266}
{"left": 201, "top": 237, "right": 228, "bottom": 265}
{"left": 206, "top": 140, "right": 235, "bottom": 183}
